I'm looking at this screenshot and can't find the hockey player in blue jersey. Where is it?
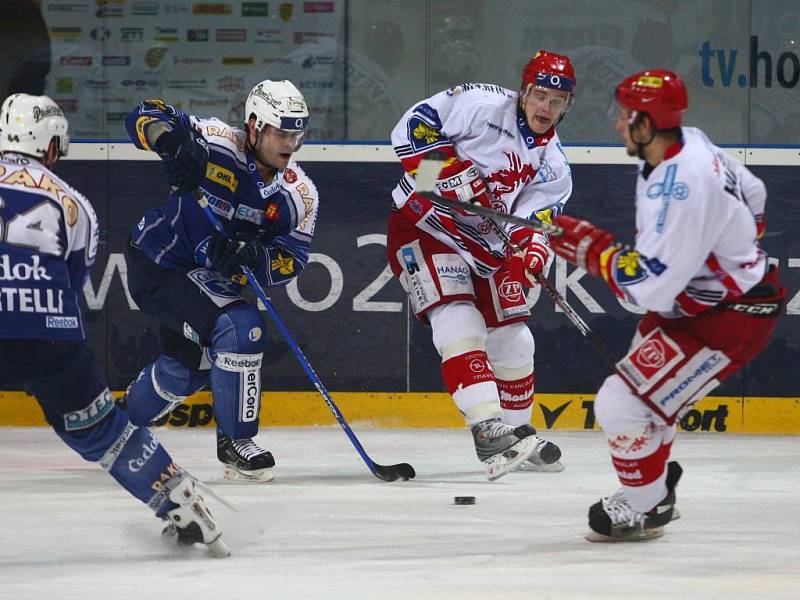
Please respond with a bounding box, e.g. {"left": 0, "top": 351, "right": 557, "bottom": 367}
{"left": 0, "top": 93, "right": 229, "bottom": 556}
{"left": 122, "top": 80, "right": 319, "bottom": 482}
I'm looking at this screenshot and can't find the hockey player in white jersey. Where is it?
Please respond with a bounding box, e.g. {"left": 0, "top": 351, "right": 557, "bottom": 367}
{"left": 0, "top": 94, "right": 228, "bottom": 556}
{"left": 121, "top": 80, "right": 319, "bottom": 483}
{"left": 387, "top": 51, "right": 576, "bottom": 480}
{"left": 548, "top": 70, "right": 785, "bottom": 541}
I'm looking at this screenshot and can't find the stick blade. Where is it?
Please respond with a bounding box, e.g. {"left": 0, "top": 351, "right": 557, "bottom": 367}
{"left": 415, "top": 151, "right": 447, "bottom": 193}
{"left": 373, "top": 462, "right": 416, "bottom": 482}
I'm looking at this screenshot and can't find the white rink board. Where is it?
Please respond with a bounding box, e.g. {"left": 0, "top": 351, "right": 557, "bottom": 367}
{"left": 1, "top": 428, "right": 798, "bottom": 600}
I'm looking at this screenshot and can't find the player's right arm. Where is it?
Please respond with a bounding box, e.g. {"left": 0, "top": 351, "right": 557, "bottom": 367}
{"left": 390, "top": 89, "right": 505, "bottom": 275}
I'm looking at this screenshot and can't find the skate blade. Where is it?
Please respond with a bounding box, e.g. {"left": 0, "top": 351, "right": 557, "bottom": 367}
{"left": 162, "top": 525, "right": 231, "bottom": 558}
{"left": 223, "top": 465, "right": 275, "bottom": 482}
{"left": 516, "top": 459, "right": 565, "bottom": 473}
{"left": 584, "top": 527, "right": 665, "bottom": 543}
{"left": 207, "top": 536, "right": 231, "bottom": 558}
{"left": 484, "top": 435, "right": 540, "bottom": 481}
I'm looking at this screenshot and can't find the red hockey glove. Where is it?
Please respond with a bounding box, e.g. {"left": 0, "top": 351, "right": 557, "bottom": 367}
{"left": 435, "top": 159, "right": 491, "bottom": 212}
{"left": 549, "top": 215, "right": 616, "bottom": 278}
{"left": 507, "top": 229, "right": 551, "bottom": 287}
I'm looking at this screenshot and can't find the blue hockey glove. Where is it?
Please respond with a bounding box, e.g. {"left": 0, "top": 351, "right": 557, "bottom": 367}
{"left": 207, "top": 233, "right": 262, "bottom": 280}
{"left": 155, "top": 127, "right": 208, "bottom": 196}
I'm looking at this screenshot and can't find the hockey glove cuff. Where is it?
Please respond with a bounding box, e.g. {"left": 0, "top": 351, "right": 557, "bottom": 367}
{"left": 549, "top": 215, "right": 617, "bottom": 279}
{"left": 435, "top": 159, "right": 492, "bottom": 213}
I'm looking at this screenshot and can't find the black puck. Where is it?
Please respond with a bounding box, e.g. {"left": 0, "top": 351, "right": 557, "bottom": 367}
{"left": 454, "top": 496, "right": 476, "bottom": 505}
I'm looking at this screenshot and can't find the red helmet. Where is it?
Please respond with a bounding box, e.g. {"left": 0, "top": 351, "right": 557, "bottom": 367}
{"left": 521, "top": 50, "right": 577, "bottom": 96}
{"left": 615, "top": 69, "right": 687, "bottom": 129}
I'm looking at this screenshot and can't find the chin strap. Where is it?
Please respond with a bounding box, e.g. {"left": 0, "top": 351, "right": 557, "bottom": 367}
{"left": 629, "top": 112, "right": 656, "bottom": 159}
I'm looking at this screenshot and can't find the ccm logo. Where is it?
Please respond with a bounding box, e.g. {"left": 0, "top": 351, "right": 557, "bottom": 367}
{"left": 728, "top": 302, "right": 780, "bottom": 316}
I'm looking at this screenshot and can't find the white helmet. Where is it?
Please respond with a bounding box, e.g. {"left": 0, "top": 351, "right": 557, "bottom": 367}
{"left": 245, "top": 79, "right": 308, "bottom": 137}
{"left": 0, "top": 94, "right": 70, "bottom": 159}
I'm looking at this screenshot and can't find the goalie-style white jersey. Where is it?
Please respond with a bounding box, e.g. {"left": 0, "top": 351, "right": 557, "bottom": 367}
{"left": 605, "top": 127, "right": 767, "bottom": 315}
{"left": 390, "top": 83, "right": 572, "bottom": 275}
{"left": 0, "top": 153, "right": 99, "bottom": 340}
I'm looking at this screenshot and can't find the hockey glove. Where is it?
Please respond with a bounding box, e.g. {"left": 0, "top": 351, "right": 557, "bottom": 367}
{"left": 435, "top": 159, "right": 492, "bottom": 213}
{"left": 155, "top": 126, "right": 209, "bottom": 196}
{"left": 506, "top": 228, "right": 552, "bottom": 287}
{"left": 207, "top": 233, "right": 262, "bottom": 281}
{"left": 549, "top": 215, "right": 617, "bottom": 278}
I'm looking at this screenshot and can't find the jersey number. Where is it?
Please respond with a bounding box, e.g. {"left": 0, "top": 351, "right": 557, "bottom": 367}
{"left": 0, "top": 196, "right": 64, "bottom": 256}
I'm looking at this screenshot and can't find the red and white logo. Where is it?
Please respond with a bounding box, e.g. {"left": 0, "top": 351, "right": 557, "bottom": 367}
{"left": 485, "top": 151, "right": 538, "bottom": 199}
{"left": 468, "top": 358, "right": 486, "bottom": 373}
{"left": 283, "top": 168, "right": 297, "bottom": 183}
{"left": 498, "top": 277, "right": 522, "bottom": 303}
{"left": 630, "top": 331, "right": 679, "bottom": 379}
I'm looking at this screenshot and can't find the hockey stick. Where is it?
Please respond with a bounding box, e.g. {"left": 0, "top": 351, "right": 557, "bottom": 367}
{"left": 415, "top": 155, "right": 616, "bottom": 368}
{"left": 194, "top": 190, "right": 416, "bottom": 482}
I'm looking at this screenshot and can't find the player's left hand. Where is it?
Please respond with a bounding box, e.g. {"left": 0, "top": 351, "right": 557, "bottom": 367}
{"left": 207, "top": 233, "right": 261, "bottom": 280}
{"left": 549, "top": 215, "right": 615, "bottom": 277}
{"left": 507, "top": 229, "right": 552, "bottom": 286}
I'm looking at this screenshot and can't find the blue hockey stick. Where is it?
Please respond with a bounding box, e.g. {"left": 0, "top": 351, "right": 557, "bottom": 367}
{"left": 195, "top": 191, "right": 415, "bottom": 482}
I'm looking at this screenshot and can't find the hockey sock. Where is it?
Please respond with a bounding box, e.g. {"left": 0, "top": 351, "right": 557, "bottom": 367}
{"left": 608, "top": 430, "right": 674, "bottom": 513}
{"left": 125, "top": 357, "right": 207, "bottom": 426}
{"left": 58, "top": 405, "right": 181, "bottom": 515}
{"left": 441, "top": 349, "right": 501, "bottom": 424}
{"left": 496, "top": 369, "right": 535, "bottom": 427}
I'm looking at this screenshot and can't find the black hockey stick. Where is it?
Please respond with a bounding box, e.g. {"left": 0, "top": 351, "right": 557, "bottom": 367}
{"left": 415, "top": 155, "right": 616, "bottom": 368}
{"left": 195, "top": 190, "right": 415, "bottom": 482}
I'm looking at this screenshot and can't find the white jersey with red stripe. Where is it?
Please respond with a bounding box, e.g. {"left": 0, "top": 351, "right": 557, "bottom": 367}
{"left": 606, "top": 126, "right": 767, "bottom": 316}
{"left": 390, "top": 83, "right": 572, "bottom": 277}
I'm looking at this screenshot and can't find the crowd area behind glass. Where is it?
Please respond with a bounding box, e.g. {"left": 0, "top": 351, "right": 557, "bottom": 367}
{"left": 2, "top": 0, "right": 799, "bottom": 145}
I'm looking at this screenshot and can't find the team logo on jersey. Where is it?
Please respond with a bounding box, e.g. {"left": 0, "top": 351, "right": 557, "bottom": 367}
{"left": 410, "top": 120, "right": 441, "bottom": 147}
{"left": 407, "top": 103, "right": 445, "bottom": 152}
{"left": 271, "top": 252, "right": 294, "bottom": 275}
{"left": 485, "top": 152, "right": 538, "bottom": 198}
{"left": 283, "top": 168, "right": 297, "bottom": 183}
{"left": 646, "top": 164, "right": 689, "bottom": 233}
{"left": 611, "top": 249, "right": 649, "bottom": 286}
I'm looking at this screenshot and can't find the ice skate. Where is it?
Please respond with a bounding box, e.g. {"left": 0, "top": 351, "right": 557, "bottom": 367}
{"left": 217, "top": 431, "right": 275, "bottom": 482}
{"left": 471, "top": 419, "right": 560, "bottom": 481}
{"left": 516, "top": 436, "right": 565, "bottom": 472}
{"left": 161, "top": 475, "right": 230, "bottom": 558}
{"left": 585, "top": 461, "right": 683, "bottom": 542}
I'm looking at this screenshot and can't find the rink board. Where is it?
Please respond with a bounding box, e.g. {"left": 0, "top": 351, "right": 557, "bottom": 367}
{"left": 1, "top": 391, "right": 799, "bottom": 434}
{"left": 0, "top": 157, "right": 791, "bottom": 398}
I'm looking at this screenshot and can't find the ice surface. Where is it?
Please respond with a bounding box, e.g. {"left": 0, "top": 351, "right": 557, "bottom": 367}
{"left": 1, "top": 427, "right": 798, "bottom": 599}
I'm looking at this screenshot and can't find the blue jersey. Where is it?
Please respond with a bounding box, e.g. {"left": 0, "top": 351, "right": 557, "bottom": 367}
{"left": 0, "top": 153, "right": 99, "bottom": 341}
{"left": 125, "top": 100, "right": 319, "bottom": 288}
